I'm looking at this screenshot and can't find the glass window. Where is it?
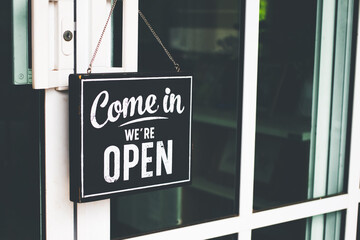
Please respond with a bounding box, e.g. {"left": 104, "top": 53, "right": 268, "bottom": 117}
{"left": 253, "top": 211, "right": 346, "bottom": 240}
{"left": 110, "top": 0, "right": 244, "bottom": 238}
{"left": 254, "top": 0, "right": 356, "bottom": 209}
{"left": 0, "top": 1, "right": 43, "bottom": 239}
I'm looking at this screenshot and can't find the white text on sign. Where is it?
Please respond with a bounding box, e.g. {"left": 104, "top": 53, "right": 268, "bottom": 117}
{"left": 124, "top": 127, "right": 155, "bottom": 141}
{"left": 90, "top": 88, "right": 185, "bottom": 129}
{"left": 103, "top": 140, "right": 173, "bottom": 183}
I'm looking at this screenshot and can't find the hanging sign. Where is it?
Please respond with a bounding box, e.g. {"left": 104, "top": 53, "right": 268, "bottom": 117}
{"left": 69, "top": 73, "right": 193, "bottom": 203}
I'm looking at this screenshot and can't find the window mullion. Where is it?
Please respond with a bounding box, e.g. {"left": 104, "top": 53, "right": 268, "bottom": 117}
{"left": 238, "top": 0, "right": 260, "bottom": 222}
{"left": 344, "top": 2, "right": 360, "bottom": 239}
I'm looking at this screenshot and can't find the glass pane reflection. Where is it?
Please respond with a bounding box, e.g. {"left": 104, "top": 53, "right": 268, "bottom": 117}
{"left": 253, "top": 211, "right": 345, "bottom": 240}
{"left": 254, "top": 0, "right": 355, "bottom": 209}
{"left": 111, "top": 0, "right": 243, "bottom": 239}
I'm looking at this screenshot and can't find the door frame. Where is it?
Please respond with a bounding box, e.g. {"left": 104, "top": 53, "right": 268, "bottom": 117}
{"left": 41, "top": 0, "right": 360, "bottom": 239}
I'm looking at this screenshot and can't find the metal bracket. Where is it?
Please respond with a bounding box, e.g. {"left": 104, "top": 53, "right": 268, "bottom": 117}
{"left": 12, "top": 0, "right": 31, "bottom": 85}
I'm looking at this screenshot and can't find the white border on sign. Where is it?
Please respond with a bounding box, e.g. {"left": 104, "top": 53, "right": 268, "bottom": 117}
{"left": 80, "top": 76, "right": 193, "bottom": 199}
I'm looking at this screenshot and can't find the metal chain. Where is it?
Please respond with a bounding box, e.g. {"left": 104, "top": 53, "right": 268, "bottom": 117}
{"left": 87, "top": 1, "right": 181, "bottom": 74}
{"left": 139, "top": 10, "right": 181, "bottom": 72}
{"left": 87, "top": 0, "right": 119, "bottom": 74}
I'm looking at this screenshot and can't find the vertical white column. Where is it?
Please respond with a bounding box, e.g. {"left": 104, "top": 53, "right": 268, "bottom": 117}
{"left": 76, "top": 0, "right": 138, "bottom": 239}
{"left": 77, "top": 200, "right": 111, "bottom": 240}
{"left": 38, "top": 0, "right": 75, "bottom": 238}
{"left": 45, "top": 89, "right": 74, "bottom": 240}
{"left": 32, "top": 0, "right": 73, "bottom": 89}
{"left": 239, "top": 0, "right": 259, "bottom": 238}
{"left": 75, "top": 0, "right": 90, "bottom": 73}
{"left": 31, "top": 0, "right": 50, "bottom": 89}
{"left": 122, "top": 0, "right": 139, "bottom": 72}
{"left": 312, "top": 0, "right": 337, "bottom": 199}
{"left": 308, "top": 0, "right": 337, "bottom": 238}
{"left": 76, "top": 0, "right": 112, "bottom": 239}
{"left": 76, "top": 0, "right": 113, "bottom": 73}
{"left": 344, "top": 3, "right": 360, "bottom": 239}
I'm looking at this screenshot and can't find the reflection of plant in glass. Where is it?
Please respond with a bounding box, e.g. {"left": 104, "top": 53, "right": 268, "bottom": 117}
{"left": 217, "top": 36, "right": 239, "bottom": 58}
{"left": 259, "top": 0, "right": 268, "bottom": 22}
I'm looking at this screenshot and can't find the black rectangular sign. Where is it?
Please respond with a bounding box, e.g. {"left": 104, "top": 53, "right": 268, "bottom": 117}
{"left": 69, "top": 73, "right": 192, "bottom": 202}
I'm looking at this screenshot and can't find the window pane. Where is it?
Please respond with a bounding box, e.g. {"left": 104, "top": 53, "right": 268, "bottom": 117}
{"left": 252, "top": 211, "right": 345, "bottom": 240}
{"left": 111, "top": 0, "right": 243, "bottom": 238}
{"left": 254, "top": 0, "right": 356, "bottom": 209}
{"left": 0, "top": 1, "right": 43, "bottom": 239}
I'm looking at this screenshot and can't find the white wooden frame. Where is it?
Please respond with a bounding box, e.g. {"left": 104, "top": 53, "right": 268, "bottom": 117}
{"left": 42, "top": 0, "right": 360, "bottom": 239}
{"left": 31, "top": 0, "right": 74, "bottom": 89}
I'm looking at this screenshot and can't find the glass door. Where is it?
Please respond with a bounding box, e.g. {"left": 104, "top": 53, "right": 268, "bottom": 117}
{"left": 111, "top": 0, "right": 243, "bottom": 238}
{"left": 26, "top": 0, "right": 360, "bottom": 239}
{"left": 74, "top": 0, "right": 360, "bottom": 239}
{"left": 74, "top": 0, "right": 246, "bottom": 239}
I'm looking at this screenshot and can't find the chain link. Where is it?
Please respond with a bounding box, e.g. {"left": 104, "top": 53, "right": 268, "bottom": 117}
{"left": 138, "top": 10, "right": 181, "bottom": 72}
{"left": 87, "top": 1, "right": 181, "bottom": 74}
{"left": 87, "top": 0, "right": 119, "bottom": 74}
